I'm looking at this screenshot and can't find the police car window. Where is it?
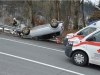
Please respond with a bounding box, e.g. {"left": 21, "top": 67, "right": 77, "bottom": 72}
{"left": 92, "top": 31, "right": 100, "bottom": 42}
{"left": 80, "top": 27, "right": 96, "bottom": 37}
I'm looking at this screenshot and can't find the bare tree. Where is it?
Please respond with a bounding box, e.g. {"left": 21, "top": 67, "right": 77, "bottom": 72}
{"left": 63, "top": 0, "right": 71, "bottom": 31}
{"left": 82, "top": 0, "right": 85, "bottom": 27}
{"left": 26, "top": 0, "right": 35, "bottom": 27}
{"left": 42, "top": 0, "right": 53, "bottom": 22}
{"left": 54, "top": 0, "right": 61, "bottom": 21}
{"left": 73, "top": 0, "right": 82, "bottom": 29}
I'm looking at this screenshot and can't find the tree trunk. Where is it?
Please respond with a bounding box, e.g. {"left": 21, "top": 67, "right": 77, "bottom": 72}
{"left": 73, "top": 0, "right": 82, "bottom": 29}
{"left": 54, "top": 0, "right": 60, "bottom": 21}
{"left": 63, "top": 1, "right": 71, "bottom": 31}
{"left": 82, "top": 0, "right": 85, "bottom": 27}
{"left": 27, "top": 1, "right": 35, "bottom": 27}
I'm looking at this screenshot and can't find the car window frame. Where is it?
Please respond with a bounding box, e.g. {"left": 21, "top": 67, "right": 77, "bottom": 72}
{"left": 86, "top": 31, "right": 100, "bottom": 43}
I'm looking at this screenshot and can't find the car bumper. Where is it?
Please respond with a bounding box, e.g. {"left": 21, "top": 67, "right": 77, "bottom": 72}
{"left": 65, "top": 44, "right": 73, "bottom": 57}
{"left": 63, "top": 38, "right": 68, "bottom": 46}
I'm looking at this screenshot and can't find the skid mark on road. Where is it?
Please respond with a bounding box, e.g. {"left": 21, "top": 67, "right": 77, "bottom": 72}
{"left": 0, "top": 52, "right": 85, "bottom": 75}
{"left": 0, "top": 37, "right": 64, "bottom": 52}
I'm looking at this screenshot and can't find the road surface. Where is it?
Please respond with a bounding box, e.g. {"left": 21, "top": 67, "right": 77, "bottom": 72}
{"left": 0, "top": 33, "right": 100, "bottom": 75}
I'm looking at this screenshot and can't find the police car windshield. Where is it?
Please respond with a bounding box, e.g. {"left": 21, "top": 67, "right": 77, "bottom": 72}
{"left": 79, "top": 27, "right": 96, "bottom": 37}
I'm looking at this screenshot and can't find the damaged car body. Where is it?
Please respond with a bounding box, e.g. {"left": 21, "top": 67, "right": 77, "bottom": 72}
{"left": 15, "top": 19, "right": 64, "bottom": 40}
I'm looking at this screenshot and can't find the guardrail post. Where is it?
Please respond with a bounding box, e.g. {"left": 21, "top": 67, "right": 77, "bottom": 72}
{"left": 2, "top": 27, "right": 4, "bottom": 32}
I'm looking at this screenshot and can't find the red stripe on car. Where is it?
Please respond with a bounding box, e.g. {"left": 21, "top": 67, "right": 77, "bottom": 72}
{"left": 73, "top": 41, "right": 100, "bottom": 47}
{"left": 70, "top": 35, "right": 83, "bottom": 40}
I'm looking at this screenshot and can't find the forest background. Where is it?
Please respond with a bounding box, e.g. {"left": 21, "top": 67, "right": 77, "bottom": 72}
{"left": 0, "top": 0, "right": 100, "bottom": 39}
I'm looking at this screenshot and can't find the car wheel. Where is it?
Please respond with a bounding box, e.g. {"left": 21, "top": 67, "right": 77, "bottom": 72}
{"left": 50, "top": 19, "right": 58, "bottom": 28}
{"left": 22, "top": 27, "right": 30, "bottom": 35}
{"left": 72, "top": 51, "right": 88, "bottom": 66}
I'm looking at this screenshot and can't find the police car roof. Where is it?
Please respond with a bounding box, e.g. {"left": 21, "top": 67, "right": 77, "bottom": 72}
{"left": 89, "top": 20, "right": 100, "bottom": 28}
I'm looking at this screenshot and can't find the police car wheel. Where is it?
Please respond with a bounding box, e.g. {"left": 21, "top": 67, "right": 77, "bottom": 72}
{"left": 72, "top": 51, "right": 88, "bottom": 66}
{"left": 50, "top": 19, "right": 58, "bottom": 28}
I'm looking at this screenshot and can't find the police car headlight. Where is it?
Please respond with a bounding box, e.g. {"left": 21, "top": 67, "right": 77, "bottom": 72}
{"left": 66, "top": 36, "right": 69, "bottom": 38}
{"left": 68, "top": 41, "right": 73, "bottom": 45}
{"left": 73, "top": 41, "right": 80, "bottom": 45}
{"left": 66, "top": 35, "right": 73, "bottom": 38}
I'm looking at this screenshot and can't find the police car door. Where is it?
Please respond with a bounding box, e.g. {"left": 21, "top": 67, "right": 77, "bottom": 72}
{"left": 86, "top": 31, "right": 100, "bottom": 65}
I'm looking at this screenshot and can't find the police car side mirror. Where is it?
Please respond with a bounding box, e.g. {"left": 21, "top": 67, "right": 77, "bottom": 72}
{"left": 77, "top": 32, "right": 82, "bottom": 35}
{"left": 86, "top": 37, "right": 94, "bottom": 41}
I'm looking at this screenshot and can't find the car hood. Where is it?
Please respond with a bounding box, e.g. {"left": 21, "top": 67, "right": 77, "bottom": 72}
{"left": 68, "top": 35, "right": 83, "bottom": 42}
{"left": 65, "top": 33, "right": 75, "bottom": 38}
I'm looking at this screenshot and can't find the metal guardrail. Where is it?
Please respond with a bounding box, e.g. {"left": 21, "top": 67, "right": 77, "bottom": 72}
{"left": 0, "top": 24, "right": 16, "bottom": 32}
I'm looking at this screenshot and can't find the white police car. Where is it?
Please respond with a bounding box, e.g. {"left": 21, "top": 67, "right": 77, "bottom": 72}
{"left": 63, "top": 20, "right": 100, "bottom": 46}
{"left": 65, "top": 29, "right": 100, "bottom": 66}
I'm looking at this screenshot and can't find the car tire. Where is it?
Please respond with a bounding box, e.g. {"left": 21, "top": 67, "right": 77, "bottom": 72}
{"left": 50, "top": 19, "right": 58, "bottom": 28}
{"left": 72, "top": 51, "right": 88, "bottom": 66}
{"left": 22, "top": 27, "right": 30, "bottom": 35}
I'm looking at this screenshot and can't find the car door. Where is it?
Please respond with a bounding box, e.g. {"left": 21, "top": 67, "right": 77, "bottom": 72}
{"left": 86, "top": 31, "right": 100, "bottom": 65}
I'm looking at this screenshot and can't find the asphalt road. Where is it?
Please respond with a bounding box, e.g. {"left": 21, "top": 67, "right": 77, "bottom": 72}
{"left": 0, "top": 33, "right": 100, "bottom": 75}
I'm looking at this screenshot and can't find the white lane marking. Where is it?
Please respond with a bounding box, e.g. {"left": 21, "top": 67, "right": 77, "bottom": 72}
{"left": 0, "top": 37, "right": 64, "bottom": 52}
{"left": 0, "top": 52, "right": 85, "bottom": 75}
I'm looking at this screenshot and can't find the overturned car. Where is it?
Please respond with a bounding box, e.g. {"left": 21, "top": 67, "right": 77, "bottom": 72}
{"left": 16, "top": 19, "right": 64, "bottom": 40}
